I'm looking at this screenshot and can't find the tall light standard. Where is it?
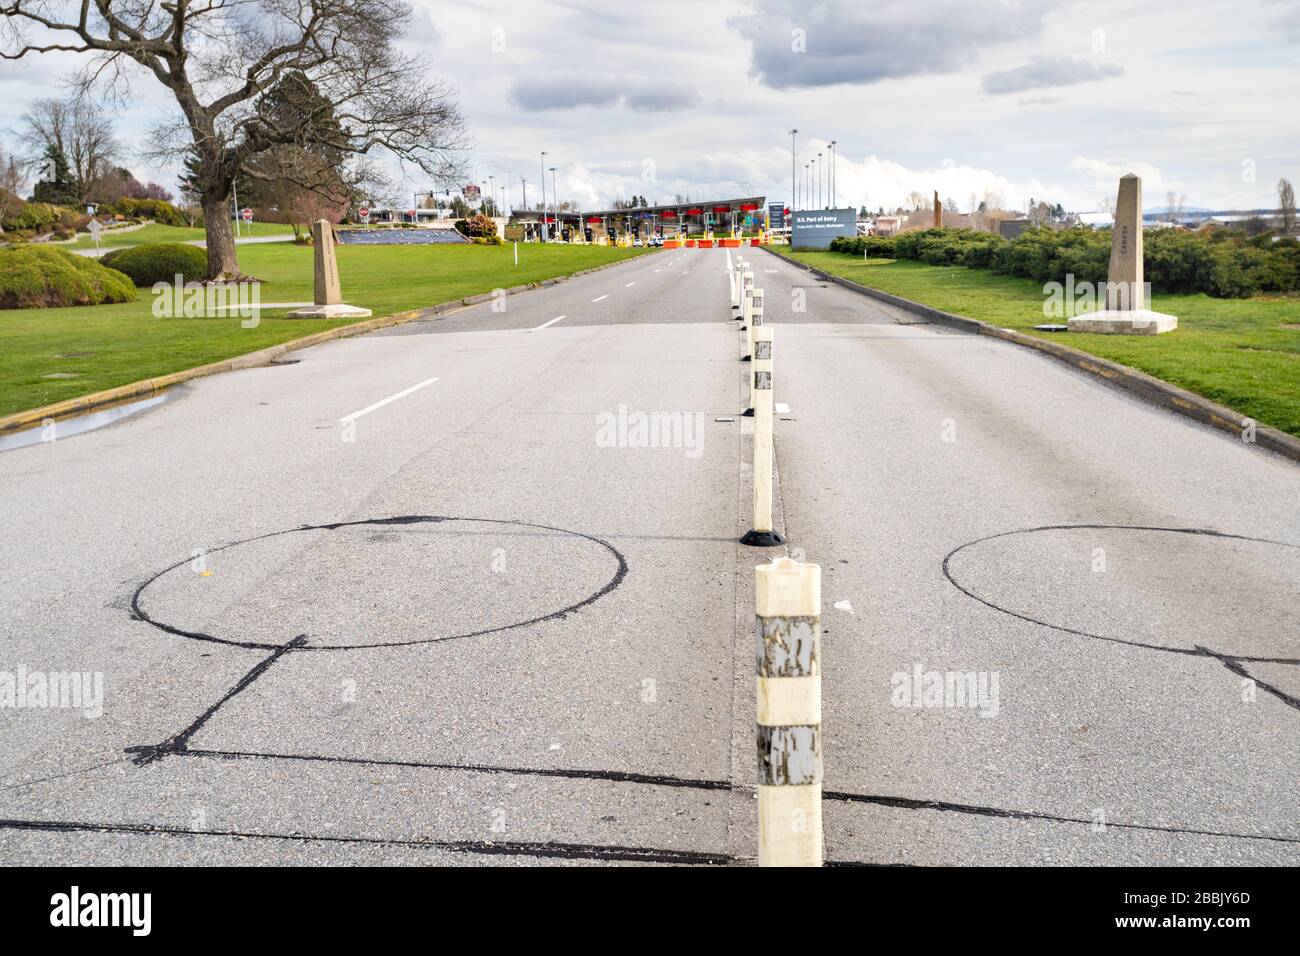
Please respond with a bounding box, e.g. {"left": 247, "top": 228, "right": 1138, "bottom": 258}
{"left": 487, "top": 174, "right": 495, "bottom": 217}
{"left": 539, "top": 150, "right": 548, "bottom": 241}
{"left": 817, "top": 151, "right": 824, "bottom": 208}
{"left": 788, "top": 128, "right": 798, "bottom": 213}
{"left": 804, "top": 163, "right": 810, "bottom": 209}
{"left": 829, "top": 140, "right": 836, "bottom": 208}
{"left": 549, "top": 166, "right": 558, "bottom": 240}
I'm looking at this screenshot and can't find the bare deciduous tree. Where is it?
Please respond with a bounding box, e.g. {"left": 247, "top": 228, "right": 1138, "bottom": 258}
{"left": 19, "top": 96, "right": 118, "bottom": 206}
{"left": 0, "top": 146, "right": 27, "bottom": 227}
{"left": 2, "top": 0, "right": 467, "bottom": 280}
{"left": 1279, "top": 178, "right": 1296, "bottom": 235}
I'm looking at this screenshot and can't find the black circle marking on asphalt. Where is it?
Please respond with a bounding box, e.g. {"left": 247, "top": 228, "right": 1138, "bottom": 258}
{"left": 942, "top": 523, "right": 1300, "bottom": 665}
{"left": 130, "top": 514, "right": 628, "bottom": 652}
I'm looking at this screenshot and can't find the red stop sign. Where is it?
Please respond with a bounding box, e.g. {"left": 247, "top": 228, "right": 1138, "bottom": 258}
{"left": 241, "top": 207, "right": 253, "bottom": 221}
{"left": 359, "top": 207, "right": 370, "bottom": 219}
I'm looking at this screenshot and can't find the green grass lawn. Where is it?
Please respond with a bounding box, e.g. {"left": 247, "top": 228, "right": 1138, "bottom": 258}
{"left": 67, "top": 221, "right": 296, "bottom": 250}
{"left": 791, "top": 252, "right": 1300, "bottom": 437}
{"left": 1, "top": 241, "right": 649, "bottom": 417}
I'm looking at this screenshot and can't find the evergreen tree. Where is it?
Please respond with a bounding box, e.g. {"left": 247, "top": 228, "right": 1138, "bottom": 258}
{"left": 31, "top": 143, "right": 76, "bottom": 205}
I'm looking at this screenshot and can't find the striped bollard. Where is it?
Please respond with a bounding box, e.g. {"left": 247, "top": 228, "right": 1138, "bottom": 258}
{"left": 739, "top": 270, "right": 753, "bottom": 325}
{"left": 755, "top": 556, "right": 822, "bottom": 866}
{"left": 741, "top": 326, "right": 782, "bottom": 544}
{"left": 744, "top": 288, "right": 764, "bottom": 363}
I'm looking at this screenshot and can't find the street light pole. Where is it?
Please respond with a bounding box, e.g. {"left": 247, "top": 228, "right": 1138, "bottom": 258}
{"left": 788, "top": 128, "right": 797, "bottom": 213}
{"left": 829, "top": 141, "right": 836, "bottom": 208}
{"left": 549, "top": 166, "right": 558, "bottom": 241}
{"left": 539, "top": 151, "right": 548, "bottom": 241}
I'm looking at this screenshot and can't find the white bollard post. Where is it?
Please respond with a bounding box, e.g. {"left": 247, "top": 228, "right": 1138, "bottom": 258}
{"left": 742, "top": 326, "right": 782, "bottom": 545}
{"left": 739, "top": 269, "right": 753, "bottom": 325}
{"left": 754, "top": 556, "right": 822, "bottom": 866}
{"left": 745, "top": 288, "right": 764, "bottom": 363}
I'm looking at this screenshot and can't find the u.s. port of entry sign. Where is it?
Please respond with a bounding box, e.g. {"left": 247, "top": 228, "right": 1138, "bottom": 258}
{"left": 790, "top": 208, "right": 857, "bottom": 249}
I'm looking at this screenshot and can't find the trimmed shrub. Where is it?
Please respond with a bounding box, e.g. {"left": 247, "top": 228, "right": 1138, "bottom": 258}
{"left": 828, "top": 235, "right": 897, "bottom": 257}
{"left": 455, "top": 212, "right": 499, "bottom": 240}
{"left": 101, "top": 242, "right": 208, "bottom": 286}
{"left": 0, "top": 245, "right": 136, "bottom": 309}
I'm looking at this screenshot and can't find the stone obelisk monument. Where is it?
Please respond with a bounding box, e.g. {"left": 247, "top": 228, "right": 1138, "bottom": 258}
{"left": 1068, "top": 174, "right": 1176, "bottom": 334}
{"left": 933, "top": 191, "right": 942, "bottom": 228}
{"left": 287, "top": 220, "right": 372, "bottom": 318}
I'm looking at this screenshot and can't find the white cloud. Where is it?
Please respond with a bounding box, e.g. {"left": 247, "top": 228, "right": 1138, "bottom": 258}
{"left": 729, "top": 0, "right": 1065, "bottom": 88}
{"left": 982, "top": 56, "right": 1124, "bottom": 95}
{"left": 506, "top": 74, "right": 699, "bottom": 113}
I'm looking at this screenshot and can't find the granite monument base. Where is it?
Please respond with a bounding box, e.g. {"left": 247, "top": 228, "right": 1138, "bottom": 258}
{"left": 1067, "top": 309, "right": 1177, "bottom": 335}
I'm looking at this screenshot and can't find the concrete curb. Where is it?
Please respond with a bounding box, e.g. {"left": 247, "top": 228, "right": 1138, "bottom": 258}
{"left": 0, "top": 249, "right": 657, "bottom": 436}
{"left": 763, "top": 246, "right": 1300, "bottom": 464}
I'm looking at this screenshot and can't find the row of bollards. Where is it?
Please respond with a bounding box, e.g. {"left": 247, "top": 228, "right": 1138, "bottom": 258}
{"left": 731, "top": 253, "right": 823, "bottom": 867}
{"left": 738, "top": 256, "right": 779, "bottom": 547}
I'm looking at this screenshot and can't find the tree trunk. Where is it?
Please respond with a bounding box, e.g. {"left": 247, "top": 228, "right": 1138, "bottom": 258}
{"left": 200, "top": 190, "right": 241, "bottom": 281}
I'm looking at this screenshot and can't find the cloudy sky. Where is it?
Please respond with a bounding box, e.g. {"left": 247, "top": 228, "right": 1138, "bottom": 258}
{"left": 2, "top": 0, "right": 1297, "bottom": 213}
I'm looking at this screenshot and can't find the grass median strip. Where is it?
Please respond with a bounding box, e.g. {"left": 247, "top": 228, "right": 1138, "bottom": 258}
{"left": 789, "top": 252, "right": 1300, "bottom": 438}
{"left": 0, "top": 242, "right": 648, "bottom": 419}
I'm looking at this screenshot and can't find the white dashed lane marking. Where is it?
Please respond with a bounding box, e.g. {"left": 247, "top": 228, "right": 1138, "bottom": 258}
{"left": 340, "top": 378, "right": 440, "bottom": 422}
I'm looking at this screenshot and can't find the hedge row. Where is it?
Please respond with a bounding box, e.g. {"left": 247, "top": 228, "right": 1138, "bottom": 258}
{"left": 1, "top": 201, "right": 79, "bottom": 235}
{"left": 0, "top": 246, "right": 136, "bottom": 309}
{"left": 828, "top": 227, "right": 1300, "bottom": 298}
{"left": 92, "top": 197, "right": 198, "bottom": 227}
{"left": 1, "top": 197, "right": 197, "bottom": 235}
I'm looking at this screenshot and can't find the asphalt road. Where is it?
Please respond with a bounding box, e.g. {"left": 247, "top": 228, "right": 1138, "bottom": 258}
{"left": 0, "top": 246, "right": 1296, "bottom": 865}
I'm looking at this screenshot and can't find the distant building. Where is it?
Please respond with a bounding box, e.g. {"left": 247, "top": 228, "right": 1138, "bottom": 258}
{"left": 511, "top": 195, "right": 767, "bottom": 240}
{"left": 874, "top": 216, "right": 904, "bottom": 236}
{"left": 1076, "top": 211, "right": 1113, "bottom": 229}
{"left": 998, "top": 218, "right": 1032, "bottom": 239}
{"left": 1199, "top": 213, "right": 1267, "bottom": 229}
